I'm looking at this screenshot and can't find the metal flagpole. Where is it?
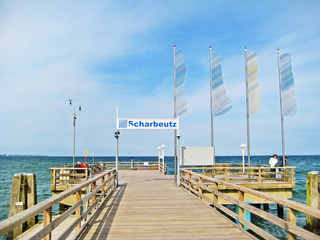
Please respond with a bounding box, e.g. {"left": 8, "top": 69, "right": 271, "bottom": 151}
{"left": 244, "top": 47, "right": 251, "bottom": 167}
{"left": 209, "top": 46, "right": 215, "bottom": 165}
{"left": 277, "top": 49, "right": 286, "bottom": 167}
{"left": 173, "top": 44, "right": 177, "bottom": 183}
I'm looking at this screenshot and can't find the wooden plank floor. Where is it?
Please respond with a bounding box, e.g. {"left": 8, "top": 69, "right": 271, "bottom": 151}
{"left": 78, "top": 170, "right": 253, "bottom": 240}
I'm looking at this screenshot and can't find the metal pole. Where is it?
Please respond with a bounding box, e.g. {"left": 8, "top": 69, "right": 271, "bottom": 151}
{"left": 173, "top": 44, "right": 177, "bottom": 182}
{"left": 209, "top": 46, "right": 215, "bottom": 165}
{"left": 115, "top": 132, "right": 119, "bottom": 187}
{"left": 177, "top": 135, "right": 181, "bottom": 186}
{"left": 161, "top": 145, "right": 165, "bottom": 175}
{"left": 73, "top": 114, "right": 76, "bottom": 169}
{"left": 158, "top": 147, "right": 161, "bottom": 171}
{"left": 277, "top": 49, "right": 286, "bottom": 167}
{"left": 244, "top": 47, "right": 251, "bottom": 167}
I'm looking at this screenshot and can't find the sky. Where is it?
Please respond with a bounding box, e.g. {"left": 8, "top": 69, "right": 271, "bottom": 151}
{"left": 0, "top": 0, "right": 319, "bottom": 157}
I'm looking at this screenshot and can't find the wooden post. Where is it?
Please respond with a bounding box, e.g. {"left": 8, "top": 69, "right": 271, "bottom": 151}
{"left": 238, "top": 191, "right": 245, "bottom": 229}
{"left": 188, "top": 173, "right": 192, "bottom": 189}
{"left": 263, "top": 203, "right": 269, "bottom": 211}
{"left": 43, "top": 207, "right": 52, "bottom": 240}
{"left": 306, "top": 171, "right": 319, "bottom": 232}
{"left": 212, "top": 183, "right": 218, "bottom": 208}
{"left": 75, "top": 191, "right": 81, "bottom": 231}
{"left": 287, "top": 207, "right": 297, "bottom": 240}
{"left": 291, "top": 168, "right": 294, "bottom": 185}
{"left": 107, "top": 173, "right": 111, "bottom": 193}
{"left": 92, "top": 182, "right": 97, "bottom": 207}
{"left": 7, "top": 202, "right": 26, "bottom": 240}
{"left": 277, "top": 204, "right": 284, "bottom": 218}
{"left": 101, "top": 176, "right": 105, "bottom": 195}
{"left": 26, "top": 173, "right": 38, "bottom": 227}
{"left": 224, "top": 168, "right": 228, "bottom": 182}
{"left": 198, "top": 177, "right": 203, "bottom": 195}
{"left": 258, "top": 167, "right": 262, "bottom": 186}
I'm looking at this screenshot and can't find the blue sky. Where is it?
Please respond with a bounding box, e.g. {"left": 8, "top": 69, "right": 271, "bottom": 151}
{"left": 0, "top": 1, "right": 319, "bottom": 156}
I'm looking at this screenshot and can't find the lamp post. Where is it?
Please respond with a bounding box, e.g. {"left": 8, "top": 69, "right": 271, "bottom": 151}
{"left": 240, "top": 144, "right": 247, "bottom": 173}
{"left": 161, "top": 144, "right": 166, "bottom": 175}
{"left": 92, "top": 152, "right": 95, "bottom": 164}
{"left": 158, "top": 147, "right": 161, "bottom": 171}
{"left": 176, "top": 134, "right": 181, "bottom": 186}
{"left": 69, "top": 99, "right": 81, "bottom": 169}
{"left": 114, "top": 130, "right": 120, "bottom": 186}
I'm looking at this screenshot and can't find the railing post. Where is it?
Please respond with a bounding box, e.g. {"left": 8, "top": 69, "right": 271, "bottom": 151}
{"left": 92, "top": 181, "right": 97, "bottom": 208}
{"left": 107, "top": 172, "right": 111, "bottom": 193}
{"left": 43, "top": 207, "right": 52, "bottom": 240}
{"left": 238, "top": 191, "right": 245, "bottom": 229}
{"left": 306, "top": 171, "right": 319, "bottom": 232}
{"left": 224, "top": 168, "right": 229, "bottom": 182}
{"left": 181, "top": 171, "right": 185, "bottom": 185}
{"left": 199, "top": 177, "right": 203, "bottom": 195}
{"left": 258, "top": 167, "right": 262, "bottom": 186}
{"left": 291, "top": 168, "right": 295, "bottom": 185}
{"left": 287, "top": 207, "right": 297, "bottom": 240}
{"left": 101, "top": 176, "right": 105, "bottom": 195}
{"left": 188, "top": 173, "right": 192, "bottom": 189}
{"left": 75, "top": 191, "right": 81, "bottom": 231}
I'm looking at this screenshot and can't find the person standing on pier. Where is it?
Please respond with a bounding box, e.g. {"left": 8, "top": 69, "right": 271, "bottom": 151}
{"left": 269, "top": 154, "right": 278, "bottom": 178}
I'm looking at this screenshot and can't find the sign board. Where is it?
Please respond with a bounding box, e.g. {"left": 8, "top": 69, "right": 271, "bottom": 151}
{"left": 117, "top": 118, "right": 179, "bottom": 130}
{"left": 180, "top": 146, "right": 214, "bottom": 165}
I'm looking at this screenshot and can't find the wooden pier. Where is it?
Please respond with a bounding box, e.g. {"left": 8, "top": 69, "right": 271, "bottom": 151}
{"left": 77, "top": 170, "right": 252, "bottom": 239}
{"left": 1, "top": 167, "right": 320, "bottom": 239}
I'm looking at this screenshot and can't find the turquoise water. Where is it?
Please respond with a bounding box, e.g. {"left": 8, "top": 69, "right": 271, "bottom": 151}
{"left": 0, "top": 155, "right": 319, "bottom": 238}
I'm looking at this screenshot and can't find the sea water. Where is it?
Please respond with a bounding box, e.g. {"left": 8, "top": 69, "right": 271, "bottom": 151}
{"left": 0, "top": 155, "right": 319, "bottom": 239}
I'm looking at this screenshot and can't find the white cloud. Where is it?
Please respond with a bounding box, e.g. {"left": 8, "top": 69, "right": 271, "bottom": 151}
{"left": 0, "top": 1, "right": 319, "bottom": 156}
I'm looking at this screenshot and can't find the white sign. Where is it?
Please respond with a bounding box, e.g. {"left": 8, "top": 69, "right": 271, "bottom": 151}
{"left": 117, "top": 118, "right": 179, "bottom": 130}
{"left": 180, "top": 146, "right": 214, "bottom": 165}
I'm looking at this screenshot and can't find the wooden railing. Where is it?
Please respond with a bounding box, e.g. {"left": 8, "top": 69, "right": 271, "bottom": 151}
{"left": 180, "top": 168, "right": 320, "bottom": 240}
{"left": 101, "top": 161, "right": 167, "bottom": 173}
{"left": 50, "top": 164, "right": 105, "bottom": 191}
{"left": 184, "top": 166, "right": 296, "bottom": 186}
{"left": 0, "top": 169, "right": 116, "bottom": 240}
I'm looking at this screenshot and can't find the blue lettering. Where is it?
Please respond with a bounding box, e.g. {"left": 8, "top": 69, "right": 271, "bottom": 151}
{"left": 159, "top": 122, "right": 163, "bottom": 127}
{"left": 134, "top": 122, "right": 138, "bottom": 127}
{"left": 164, "top": 122, "right": 169, "bottom": 127}
{"left": 128, "top": 121, "right": 133, "bottom": 126}
{"left": 145, "top": 122, "right": 149, "bottom": 127}
{"left": 153, "top": 121, "right": 158, "bottom": 127}
{"left": 173, "top": 123, "right": 177, "bottom": 127}
{"left": 139, "top": 121, "right": 144, "bottom": 127}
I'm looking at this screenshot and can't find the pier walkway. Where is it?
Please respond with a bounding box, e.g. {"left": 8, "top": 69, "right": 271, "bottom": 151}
{"left": 77, "top": 170, "right": 252, "bottom": 240}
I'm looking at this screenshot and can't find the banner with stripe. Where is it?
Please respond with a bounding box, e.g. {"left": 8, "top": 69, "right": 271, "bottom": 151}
{"left": 280, "top": 53, "right": 297, "bottom": 116}
{"left": 175, "top": 50, "right": 187, "bottom": 116}
{"left": 211, "top": 53, "right": 232, "bottom": 116}
{"left": 246, "top": 52, "right": 261, "bottom": 114}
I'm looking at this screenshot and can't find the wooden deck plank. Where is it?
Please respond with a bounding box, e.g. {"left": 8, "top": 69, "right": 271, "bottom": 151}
{"left": 78, "top": 170, "right": 253, "bottom": 240}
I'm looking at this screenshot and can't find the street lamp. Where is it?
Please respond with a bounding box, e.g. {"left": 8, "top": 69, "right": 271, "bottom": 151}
{"left": 161, "top": 144, "right": 166, "bottom": 175}
{"left": 69, "top": 99, "right": 81, "bottom": 169}
{"left": 240, "top": 144, "right": 246, "bottom": 173}
{"left": 114, "top": 130, "right": 120, "bottom": 186}
{"left": 158, "top": 147, "right": 161, "bottom": 171}
{"left": 176, "top": 134, "right": 181, "bottom": 185}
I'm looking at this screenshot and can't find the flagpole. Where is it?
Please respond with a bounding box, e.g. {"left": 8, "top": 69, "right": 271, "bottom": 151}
{"left": 244, "top": 47, "right": 251, "bottom": 167}
{"left": 277, "top": 48, "right": 286, "bottom": 167}
{"left": 209, "top": 46, "right": 215, "bottom": 165}
{"left": 173, "top": 44, "right": 177, "bottom": 182}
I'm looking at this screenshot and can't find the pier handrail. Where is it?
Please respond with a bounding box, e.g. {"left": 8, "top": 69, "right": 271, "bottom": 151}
{"left": 183, "top": 166, "right": 296, "bottom": 185}
{"left": 181, "top": 168, "right": 320, "bottom": 240}
{"left": 0, "top": 168, "right": 116, "bottom": 239}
